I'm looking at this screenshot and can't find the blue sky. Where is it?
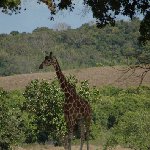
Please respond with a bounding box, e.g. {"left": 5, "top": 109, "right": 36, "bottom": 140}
{"left": 0, "top": 0, "right": 94, "bottom": 34}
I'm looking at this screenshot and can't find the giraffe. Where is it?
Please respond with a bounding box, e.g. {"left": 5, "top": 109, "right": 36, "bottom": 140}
{"left": 39, "top": 52, "right": 92, "bottom": 150}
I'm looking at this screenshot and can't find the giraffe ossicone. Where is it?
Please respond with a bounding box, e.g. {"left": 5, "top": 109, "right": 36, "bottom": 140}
{"left": 39, "top": 52, "right": 92, "bottom": 150}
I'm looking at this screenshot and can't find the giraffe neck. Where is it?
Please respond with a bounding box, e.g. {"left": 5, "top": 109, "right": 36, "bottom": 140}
{"left": 53, "top": 58, "right": 75, "bottom": 98}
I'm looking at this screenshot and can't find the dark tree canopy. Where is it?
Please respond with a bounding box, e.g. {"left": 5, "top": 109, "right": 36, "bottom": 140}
{"left": 0, "top": 0, "right": 150, "bottom": 43}
{"left": 139, "top": 11, "right": 150, "bottom": 44}
{"left": 0, "top": 0, "right": 21, "bottom": 14}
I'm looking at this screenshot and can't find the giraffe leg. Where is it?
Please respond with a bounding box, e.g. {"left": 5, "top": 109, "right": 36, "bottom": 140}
{"left": 85, "top": 127, "right": 90, "bottom": 150}
{"left": 64, "top": 116, "right": 72, "bottom": 150}
{"left": 68, "top": 132, "right": 71, "bottom": 150}
{"left": 63, "top": 134, "right": 69, "bottom": 150}
{"left": 69, "top": 126, "right": 74, "bottom": 150}
{"left": 85, "top": 119, "right": 91, "bottom": 150}
{"left": 79, "top": 119, "right": 85, "bottom": 150}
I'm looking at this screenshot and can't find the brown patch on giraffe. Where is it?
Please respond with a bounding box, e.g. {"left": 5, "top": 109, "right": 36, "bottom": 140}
{"left": 68, "top": 97, "right": 74, "bottom": 103}
{"left": 80, "top": 106, "right": 85, "bottom": 113}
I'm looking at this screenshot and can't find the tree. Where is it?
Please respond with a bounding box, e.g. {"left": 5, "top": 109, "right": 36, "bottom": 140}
{"left": 0, "top": 0, "right": 149, "bottom": 43}
{"left": 139, "top": 11, "right": 150, "bottom": 44}
{"left": 117, "top": 41, "right": 150, "bottom": 88}
{"left": 54, "top": 23, "right": 71, "bottom": 31}
{"left": 10, "top": 31, "right": 19, "bottom": 35}
{"left": 0, "top": 0, "right": 21, "bottom": 14}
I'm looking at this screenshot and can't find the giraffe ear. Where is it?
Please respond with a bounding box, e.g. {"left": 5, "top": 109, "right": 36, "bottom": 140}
{"left": 49, "top": 52, "right": 53, "bottom": 58}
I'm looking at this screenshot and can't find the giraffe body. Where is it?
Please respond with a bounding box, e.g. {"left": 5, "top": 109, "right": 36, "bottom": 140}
{"left": 39, "top": 52, "right": 92, "bottom": 150}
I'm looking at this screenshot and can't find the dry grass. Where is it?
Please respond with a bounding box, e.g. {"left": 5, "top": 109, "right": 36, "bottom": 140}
{"left": 0, "top": 66, "right": 150, "bottom": 91}
{"left": 0, "top": 67, "right": 150, "bottom": 90}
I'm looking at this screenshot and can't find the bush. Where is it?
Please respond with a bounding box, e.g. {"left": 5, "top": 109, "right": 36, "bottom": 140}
{"left": 23, "top": 77, "right": 150, "bottom": 149}
{"left": 103, "top": 87, "right": 150, "bottom": 150}
{"left": 0, "top": 89, "right": 30, "bottom": 149}
{"left": 23, "top": 77, "right": 98, "bottom": 144}
{"left": 23, "top": 79, "right": 66, "bottom": 144}
{"left": 1, "top": 76, "right": 150, "bottom": 149}
{"left": 106, "top": 110, "right": 150, "bottom": 150}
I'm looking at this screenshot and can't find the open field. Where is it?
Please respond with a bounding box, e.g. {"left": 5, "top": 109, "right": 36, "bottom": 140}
{"left": 0, "top": 66, "right": 150, "bottom": 91}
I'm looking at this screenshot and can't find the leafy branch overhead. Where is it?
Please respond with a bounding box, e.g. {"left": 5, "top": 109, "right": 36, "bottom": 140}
{"left": 0, "top": 0, "right": 150, "bottom": 43}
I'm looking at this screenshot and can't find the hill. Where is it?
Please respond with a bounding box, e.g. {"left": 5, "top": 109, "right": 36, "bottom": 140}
{"left": 0, "top": 66, "right": 150, "bottom": 91}
{"left": 0, "top": 19, "right": 141, "bottom": 76}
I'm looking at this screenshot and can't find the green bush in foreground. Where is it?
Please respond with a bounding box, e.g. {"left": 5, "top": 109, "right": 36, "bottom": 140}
{"left": 0, "top": 89, "right": 31, "bottom": 149}
{"left": 0, "top": 77, "right": 150, "bottom": 150}
{"left": 23, "top": 79, "right": 66, "bottom": 145}
{"left": 23, "top": 77, "right": 150, "bottom": 149}
{"left": 106, "top": 110, "right": 150, "bottom": 150}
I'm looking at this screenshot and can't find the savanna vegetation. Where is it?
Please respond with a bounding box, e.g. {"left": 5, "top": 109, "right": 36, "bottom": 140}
{"left": 1, "top": 14, "right": 150, "bottom": 150}
{"left": 0, "top": 76, "right": 150, "bottom": 150}
{"left": 1, "top": 1, "right": 150, "bottom": 150}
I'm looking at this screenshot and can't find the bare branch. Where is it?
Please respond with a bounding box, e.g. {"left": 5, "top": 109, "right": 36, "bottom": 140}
{"left": 112, "top": 64, "right": 150, "bottom": 87}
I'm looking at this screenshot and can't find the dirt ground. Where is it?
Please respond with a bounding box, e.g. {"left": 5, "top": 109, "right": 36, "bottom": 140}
{"left": 0, "top": 66, "right": 150, "bottom": 91}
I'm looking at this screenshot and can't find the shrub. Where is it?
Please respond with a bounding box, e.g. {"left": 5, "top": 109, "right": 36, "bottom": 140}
{"left": 23, "top": 77, "right": 98, "bottom": 144}
{"left": 2, "top": 76, "right": 149, "bottom": 149}
{"left": 106, "top": 110, "right": 150, "bottom": 150}
{"left": 23, "top": 79, "right": 66, "bottom": 144}
{"left": 0, "top": 89, "right": 30, "bottom": 149}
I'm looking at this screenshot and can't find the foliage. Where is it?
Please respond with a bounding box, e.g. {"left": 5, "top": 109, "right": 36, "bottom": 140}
{"left": 77, "top": 81, "right": 150, "bottom": 149}
{"left": 23, "top": 76, "right": 150, "bottom": 149}
{"left": 107, "top": 110, "right": 150, "bottom": 150}
{"left": 0, "top": 89, "right": 31, "bottom": 149}
{"left": 0, "top": 76, "right": 150, "bottom": 149}
{"left": 1, "top": 19, "right": 148, "bottom": 76}
{"left": 139, "top": 11, "right": 150, "bottom": 44}
{"left": 0, "top": 0, "right": 149, "bottom": 43}
{"left": 103, "top": 87, "right": 150, "bottom": 150}
{"left": 0, "top": 0, "right": 21, "bottom": 14}
{"left": 23, "top": 79, "right": 66, "bottom": 145}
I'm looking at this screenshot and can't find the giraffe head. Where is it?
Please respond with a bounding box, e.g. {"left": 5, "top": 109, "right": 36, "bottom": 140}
{"left": 39, "top": 52, "right": 56, "bottom": 69}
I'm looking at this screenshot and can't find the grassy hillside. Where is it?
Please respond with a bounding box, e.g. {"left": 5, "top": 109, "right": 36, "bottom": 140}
{"left": 0, "top": 19, "right": 141, "bottom": 76}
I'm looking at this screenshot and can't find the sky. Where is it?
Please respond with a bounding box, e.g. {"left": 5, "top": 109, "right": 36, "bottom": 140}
{"left": 0, "top": 0, "right": 95, "bottom": 34}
